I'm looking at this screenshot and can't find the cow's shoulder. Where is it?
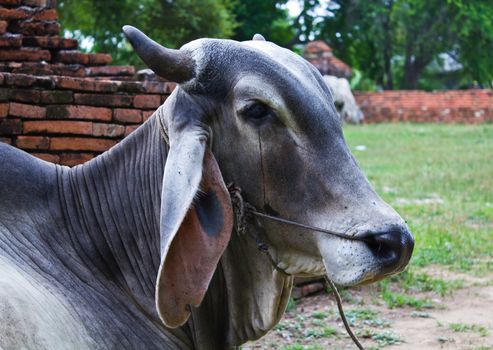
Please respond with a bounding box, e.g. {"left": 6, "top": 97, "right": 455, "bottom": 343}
{"left": 0, "top": 257, "right": 96, "bottom": 350}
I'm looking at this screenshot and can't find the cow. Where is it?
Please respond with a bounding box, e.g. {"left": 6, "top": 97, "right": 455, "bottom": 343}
{"left": 0, "top": 26, "right": 414, "bottom": 349}
{"left": 323, "top": 75, "right": 364, "bottom": 124}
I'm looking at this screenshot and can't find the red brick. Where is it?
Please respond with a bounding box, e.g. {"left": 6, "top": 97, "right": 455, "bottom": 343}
{"left": 5, "top": 73, "right": 55, "bottom": 88}
{"left": 40, "top": 90, "right": 73, "bottom": 104}
{"left": 92, "top": 123, "right": 125, "bottom": 138}
{"left": 133, "top": 94, "right": 161, "bottom": 109}
{"left": 21, "top": 0, "right": 55, "bottom": 7}
{"left": 113, "top": 108, "right": 142, "bottom": 123}
{"left": 141, "top": 81, "right": 167, "bottom": 94}
{"left": 54, "top": 77, "right": 119, "bottom": 92}
{"left": 0, "top": 7, "right": 33, "bottom": 20}
{"left": 9, "top": 89, "right": 41, "bottom": 103}
{"left": 124, "top": 124, "right": 139, "bottom": 137}
{"left": 23, "top": 36, "right": 78, "bottom": 49}
{"left": 31, "top": 152, "right": 59, "bottom": 163}
{"left": 16, "top": 135, "right": 49, "bottom": 150}
{"left": 0, "top": 34, "right": 23, "bottom": 48}
{"left": 0, "top": 88, "right": 9, "bottom": 101}
{"left": 11, "top": 20, "right": 60, "bottom": 36}
{"left": 0, "top": 103, "right": 8, "bottom": 117}
{"left": 59, "top": 153, "right": 94, "bottom": 166}
{"left": 0, "top": 118, "right": 21, "bottom": 135}
{"left": 9, "top": 102, "right": 45, "bottom": 118}
{"left": 86, "top": 66, "right": 135, "bottom": 77}
{"left": 50, "top": 137, "right": 116, "bottom": 152}
{"left": 0, "top": 48, "right": 51, "bottom": 62}
{"left": 0, "top": 137, "right": 12, "bottom": 144}
{"left": 73, "top": 93, "right": 133, "bottom": 107}
{"left": 24, "top": 120, "right": 92, "bottom": 135}
{"left": 11, "top": 63, "right": 85, "bottom": 77}
{"left": 143, "top": 110, "right": 154, "bottom": 121}
{"left": 32, "top": 9, "right": 57, "bottom": 21}
{"left": 87, "top": 53, "right": 112, "bottom": 66}
{"left": 0, "top": 21, "right": 7, "bottom": 35}
{"left": 0, "top": 0, "right": 21, "bottom": 5}
{"left": 47, "top": 105, "right": 112, "bottom": 121}
{"left": 55, "top": 51, "right": 89, "bottom": 65}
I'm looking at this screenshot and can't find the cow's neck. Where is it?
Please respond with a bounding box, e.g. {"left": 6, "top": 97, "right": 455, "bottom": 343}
{"left": 57, "top": 116, "right": 168, "bottom": 317}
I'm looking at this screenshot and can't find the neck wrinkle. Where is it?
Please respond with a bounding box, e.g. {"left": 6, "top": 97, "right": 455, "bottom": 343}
{"left": 57, "top": 117, "right": 167, "bottom": 315}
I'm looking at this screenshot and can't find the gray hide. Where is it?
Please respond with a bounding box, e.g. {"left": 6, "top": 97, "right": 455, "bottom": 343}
{"left": 323, "top": 75, "right": 364, "bottom": 124}
{"left": 0, "top": 27, "right": 413, "bottom": 350}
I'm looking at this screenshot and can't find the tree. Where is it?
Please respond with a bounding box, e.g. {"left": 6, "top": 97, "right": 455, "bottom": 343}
{"left": 58, "top": 0, "right": 237, "bottom": 66}
{"left": 316, "top": 0, "right": 493, "bottom": 89}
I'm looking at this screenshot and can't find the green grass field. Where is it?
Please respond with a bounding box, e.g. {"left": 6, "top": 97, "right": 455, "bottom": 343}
{"left": 250, "top": 123, "right": 493, "bottom": 350}
{"left": 344, "top": 123, "right": 493, "bottom": 274}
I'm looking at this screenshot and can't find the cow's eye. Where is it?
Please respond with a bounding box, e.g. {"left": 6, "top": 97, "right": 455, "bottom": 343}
{"left": 241, "top": 102, "right": 275, "bottom": 122}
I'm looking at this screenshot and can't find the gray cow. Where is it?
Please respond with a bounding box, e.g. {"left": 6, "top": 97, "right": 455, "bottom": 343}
{"left": 0, "top": 27, "right": 414, "bottom": 349}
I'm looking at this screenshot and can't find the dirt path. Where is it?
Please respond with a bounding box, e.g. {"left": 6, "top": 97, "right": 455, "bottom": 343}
{"left": 247, "top": 269, "right": 493, "bottom": 349}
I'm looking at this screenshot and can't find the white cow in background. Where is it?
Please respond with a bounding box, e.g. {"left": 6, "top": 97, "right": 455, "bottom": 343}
{"left": 323, "top": 75, "right": 364, "bottom": 124}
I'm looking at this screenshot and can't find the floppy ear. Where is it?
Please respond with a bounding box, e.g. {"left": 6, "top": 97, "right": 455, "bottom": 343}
{"left": 156, "top": 126, "right": 233, "bottom": 328}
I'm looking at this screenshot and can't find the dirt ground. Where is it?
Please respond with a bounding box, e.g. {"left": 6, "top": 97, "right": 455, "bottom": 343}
{"left": 245, "top": 267, "right": 493, "bottom": 350}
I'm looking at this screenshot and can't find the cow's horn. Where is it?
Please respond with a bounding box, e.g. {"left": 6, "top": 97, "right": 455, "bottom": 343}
{"left": 122, "top": 25, "right": 195, "bottom": 83}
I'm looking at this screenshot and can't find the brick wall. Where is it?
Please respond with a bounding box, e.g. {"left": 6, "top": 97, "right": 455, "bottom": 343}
{"left": 355, "top": 90, "right": 493, "bottom": 124}
{"left": 0, "top": 72, "right": 175, "bottom": 165}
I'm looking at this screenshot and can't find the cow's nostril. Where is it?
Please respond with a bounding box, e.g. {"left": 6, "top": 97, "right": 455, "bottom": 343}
{"left": 363, "top": 226, "right": 414, "bottom": 275}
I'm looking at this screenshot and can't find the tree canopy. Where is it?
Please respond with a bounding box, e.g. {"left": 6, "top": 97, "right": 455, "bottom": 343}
{"left": 58, "top": 0, "right": 493, "bottom": 90}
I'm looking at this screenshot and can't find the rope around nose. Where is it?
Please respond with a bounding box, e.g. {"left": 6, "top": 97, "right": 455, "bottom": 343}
{"left": 228, "top": 184, "right": 366, "bottom": 350}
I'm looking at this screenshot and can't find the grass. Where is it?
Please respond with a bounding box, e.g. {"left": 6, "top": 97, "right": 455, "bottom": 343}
{"left": 251, "top": 124, "right": 493, "bottom": 349}
{"left": 344, "top": 123, "right": 493, "bottom": 273}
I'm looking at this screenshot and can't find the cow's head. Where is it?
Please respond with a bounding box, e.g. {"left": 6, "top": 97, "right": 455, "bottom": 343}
{"left": 123, "top": 26, "right": 414, "bottom": 340}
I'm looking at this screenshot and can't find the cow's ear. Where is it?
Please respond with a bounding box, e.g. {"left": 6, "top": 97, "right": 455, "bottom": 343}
{"left": 156, "top": 123, "right": 233, "bottom": 328}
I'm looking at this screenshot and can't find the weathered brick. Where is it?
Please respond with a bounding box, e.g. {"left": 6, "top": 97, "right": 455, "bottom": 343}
{"left": 16, "top": 135, "right": 49, "bottom": 150}
{"left": 124, "top": 124, "right": 139, "bottom": 137}
{"left": 50, "top": 137, "right": 116, "bottom": 152}
{"left": 142, "top": 110, "right": 154, "bottom": 121}
{"left": 0, "top": 0, "right": 21, "bottom": 6}
{"left": 0, "top": 48, "right": 51, "bottom": 62}
{"left": 59, "top": 153, "right": 93, "bottom": 166}
{"left": 73, "top": 93, "right": 133, "bottom": 107}
{"left": 0, "top": 88, "right": 8, "bottom": 101}
{"left": 0, "top": 103, "right": 8, "bottom": 117}
{"left": 9, "top": 102, "right": 45, "bottom": 118}
{"left": 9, "top": 89, "right": 41, "bottom": 103}
{"left": 40, "top": 90, "right": 73, "bottom": 104}
{"left": 11, "top": 20, "right": 60, "bottom": 36}
{"left": 24, "top": 120, "right": 92, "bottom": 135}
{"left": 0, "top": 118, "right": 22, "bottom": 135}
{"left": 113, "top": 108, "right": 142, "bottom": 123}
{"left": 0, "top": 34, "right": 23, "bottom": 48}
{"left": 92, "top": 123, "right": 125, "bottom": 138}
{"left": 32, "top": 9, "right": 57, "bottom": 21}
{"left": 141, "top": 81, "right": 167, "bottom": 94}
{"left": 4, "top": 73, "right": 55, "bottom": 88}
{"left": 55, "top": 51, "right": 89, "bottom": 65}
{"left": 87, "top": 53, "right": 112, "bottom": 66}
{"left": 86, "top": 66, "right": 135, "bottom": 77}
{"left": 0, "top": 21, "right": 7, "bottom": 35}
{"left": 117, "top": 81, "right": 146, "bottom": 93}
{"left": 133, "top": 94, "right": 161, "bottom": 109}
{"left": 23, "top": 36, "right": 78, "bottom": 49}
{"left": 0, "top": 136, "right": 12, "bottom": 144}
{"left": 0, "top": 7, "right": 33, "bottom": 20}
{"left": 31, "top": 152, "right": 59, "bottom": 163}
{"left": 55, "top": 77, "right": 119, "bottom": 93}
{"left": 47, "top": 105, "right": 112, "bottom": 121}
{"left": 21, "top": 0, "right": 55, "bottom": 7}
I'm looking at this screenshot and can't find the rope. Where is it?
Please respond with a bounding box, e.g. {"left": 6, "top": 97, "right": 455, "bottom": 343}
{"left": 228, "top": 184, "right": 366, "bottom": 350}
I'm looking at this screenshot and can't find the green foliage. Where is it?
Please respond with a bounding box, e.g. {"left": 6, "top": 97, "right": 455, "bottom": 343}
{"left": 317, "top": 0, "right": 493, "bottom": 89}
{"left": 449, "top": 323, "right": 489, "bottom": 337}
{"left": 58, "top": 0, "right": 237, "bottom": 66}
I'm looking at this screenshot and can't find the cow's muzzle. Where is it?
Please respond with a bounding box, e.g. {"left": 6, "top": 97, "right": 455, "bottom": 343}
{"left": 361, "top": 225, "right": 414, "bottom": 276}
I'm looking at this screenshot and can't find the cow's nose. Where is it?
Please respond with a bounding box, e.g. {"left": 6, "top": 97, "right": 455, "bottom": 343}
{"left": 363, "top": 226, "right": 414, "bottom": 275}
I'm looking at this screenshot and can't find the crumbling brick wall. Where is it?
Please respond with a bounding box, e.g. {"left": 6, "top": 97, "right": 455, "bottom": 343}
{"left": 355, "top": 90, "right": 493, "bottom": 124}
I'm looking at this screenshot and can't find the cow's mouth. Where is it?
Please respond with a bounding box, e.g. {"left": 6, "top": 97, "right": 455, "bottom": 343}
{"left": 318, "top": 224, "right": 414, "bottom": 287}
